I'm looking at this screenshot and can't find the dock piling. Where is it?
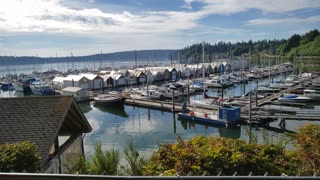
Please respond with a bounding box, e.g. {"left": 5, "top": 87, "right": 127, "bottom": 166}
{"left": 172, "top": 90, "right": 175, "bottom": 112}
{"left": 249, "top": 93, "right": 252, "bottom": 123}
{"left": 255, "top": 92, "right": 258, "bottom": 107}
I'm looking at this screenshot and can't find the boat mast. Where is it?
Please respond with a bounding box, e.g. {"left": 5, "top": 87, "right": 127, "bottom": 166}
{"left": 202, "top": 41, "right": 205, "bottom": 94}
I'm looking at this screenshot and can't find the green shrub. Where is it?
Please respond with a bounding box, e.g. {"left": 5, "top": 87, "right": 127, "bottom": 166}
{"left": 92, "top": 142, "right": 120, "bottom": 175}
{"left": 143, "top": 136, "right": 297, "bottom": 176}
{"left": 0, "top": 141, "right": 40, "bottom": 172}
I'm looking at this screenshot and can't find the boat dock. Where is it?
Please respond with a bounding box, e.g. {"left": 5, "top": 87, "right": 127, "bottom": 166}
{"left": 125, "top": 98, "right": 219, "bottom": 114}
{"left": 124, "top": 77, "right": 320, "bottom": 127}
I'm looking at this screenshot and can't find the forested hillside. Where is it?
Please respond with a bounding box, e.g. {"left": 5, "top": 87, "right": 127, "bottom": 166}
{"left": 175, "top": 29, "right": 320, "bottom": 64}
{"left": 0, "top": 50, "right": 176, "bottom": 66}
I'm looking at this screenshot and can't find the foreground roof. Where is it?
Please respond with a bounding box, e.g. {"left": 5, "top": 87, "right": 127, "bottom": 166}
{"left": 0, "top": 96, "right": 92, "bottom": 166}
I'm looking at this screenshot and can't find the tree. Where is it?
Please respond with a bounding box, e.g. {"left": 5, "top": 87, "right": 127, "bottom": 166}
{"left": 295, "top": 123, "right": 320, "bottom": 175}
{"left": 287, "top": 34, "right": 301, "bottom": 49}
{"left": 0, "top": 141, "right": 40, "bottom": 172}
{"left": 124, "top": 141, "right": 147, "bottom": 175}
{"left": 92, "top": 142, "right": 120, "bottom": 175}
{"left": 300, "top": 29, "right": 320, "bottom": 45}
{"left": 143, "top": 136, "right": 297, "bottom": 176}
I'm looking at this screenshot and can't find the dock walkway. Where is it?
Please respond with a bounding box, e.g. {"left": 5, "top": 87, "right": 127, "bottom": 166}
{"left": 125, "top": 98, "right": 218, "bottom": 114}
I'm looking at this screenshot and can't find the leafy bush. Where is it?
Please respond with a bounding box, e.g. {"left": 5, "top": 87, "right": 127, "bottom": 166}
{"left": 92, "top": 142, "right": 120, "bottom": 175}
{"left": 124, "top": 141, "right": 147, "bottom": 176}
{"left": 295, "top": 123, "right": 320, "bottom": 175}
{"left": 0, "top": 141, "right": 40, "bottom": 172}
{"left": 143, "top": 136, "right": 297, "bottom": 176}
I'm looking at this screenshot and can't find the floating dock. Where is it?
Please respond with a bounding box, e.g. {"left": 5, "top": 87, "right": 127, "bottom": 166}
{"left": 123, "top": 76, "right": 320, "bottom": 126}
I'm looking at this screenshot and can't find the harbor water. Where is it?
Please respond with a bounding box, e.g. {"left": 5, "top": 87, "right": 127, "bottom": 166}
{"left": 1, "top": 72, "right": 320, "bottom": 160}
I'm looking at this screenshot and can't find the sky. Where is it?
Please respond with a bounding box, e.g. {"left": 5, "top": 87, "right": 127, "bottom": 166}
{"left": 0, "top": 0, "right": 319, "bottom": 57}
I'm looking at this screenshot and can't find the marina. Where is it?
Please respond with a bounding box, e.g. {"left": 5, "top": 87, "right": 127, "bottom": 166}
{"left": 1, "top": 0, "right": 320, "bottom": 176}
{"left": 1, "top": 61, "right": 320, "bottom": 159}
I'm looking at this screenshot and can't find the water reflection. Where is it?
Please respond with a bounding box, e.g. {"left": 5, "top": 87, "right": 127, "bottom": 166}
{"left": 94, "top": 104, "right": 128, "bottom": 117}
{"left": 177, "top": 118, "right": 241, "bottom": 139}
{"left": 78, "top": 102, "right": 93, "bottom": 113}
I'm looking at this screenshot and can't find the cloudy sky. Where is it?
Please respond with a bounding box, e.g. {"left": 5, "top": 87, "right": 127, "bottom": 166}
{"left": 0, "top": 0, "right": 319, "bottom": 57}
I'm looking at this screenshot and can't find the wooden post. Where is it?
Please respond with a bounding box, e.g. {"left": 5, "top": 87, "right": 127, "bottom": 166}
{"left": 146, "top": 83, "right": 149, "bottom": 99}
{"left": 173, "top": 112, "right": 176, "bottom": 134}
{"left": 255, "top": 91, "right": 258, "bottom": 107}
{"left": 249, "top": 93, "right": 252, "bottom": 123}
{"left": 243, "top": 82, "right": 246, "bottom": 94}
{"left": 221, "top": 87, "right": 224, "bottom": 99}
{"left": 172, "top": 90, "right": 175, "bottom": 111}
{"left": 187, "top": 84, "right": 190, "bottom": 105}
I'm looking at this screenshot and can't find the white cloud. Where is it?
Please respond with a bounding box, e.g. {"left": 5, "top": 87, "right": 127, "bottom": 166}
{"left": 0, "top": 0, "right": 319, "bottom": 34}
{"left": 246, "top": 15, "right": 320, "bottom": 26}
{"left": 0, "top": 0, "right": 319, "bottom": 56}
{"left": 185, "top": 0, "right": 320, "bottom": 14}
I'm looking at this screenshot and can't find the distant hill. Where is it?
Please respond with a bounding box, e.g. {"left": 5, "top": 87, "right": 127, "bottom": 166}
{"left": 173, "top": 29, "right": 320, "bottom": 64}
{"left": 0, "top": 49, "right": 177, "bottom": 66}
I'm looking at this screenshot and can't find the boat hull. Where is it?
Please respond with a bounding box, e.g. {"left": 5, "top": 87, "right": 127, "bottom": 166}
{"left": 278, "top": 97, "right": 311, "bottom": 103}
{"left": 302, "top": 95, "right": 320, "bottom": 101}
{"left": 94, "top": 97, "right": 126, "bottom": 106}
{"left": 177, "top": 113, "right": 229, "bottom": 126}
{"left": 31, "top": 88, "right": 56, "bottom": 95}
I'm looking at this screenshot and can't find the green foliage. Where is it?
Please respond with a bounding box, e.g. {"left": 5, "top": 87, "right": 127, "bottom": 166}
{"left": 143, "top": 136, "right": 297, "bottom": 176}
{"left": 66, "top": 155, "right": 92, "bottom": 174}
{"left": 91, "top": 142, "right": 120, "bottom": 175}
{"left": 67, "top": 141, "right": 146, "bottom": 176}
{"left": 124, "top": 140, "right": 147, "bottom": 176}
{"left": 68, "top": 124, "right": 320, "bottom": 176}
{"left": 175, "top": 29, "right": 320, "bottom": 63}
{"left": 0, "top": 141, "right": 40, "bottom": 172}
{"left": 175, "top": 39, "right": 285, "bottom": 64}
{"left": 295, "top": 123, "right": 320, "bottom": 175}
{"left": 300, "top": 29, "right": 320, "bottom": 45}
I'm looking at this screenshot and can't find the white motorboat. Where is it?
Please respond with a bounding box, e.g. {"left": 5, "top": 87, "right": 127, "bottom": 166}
{"left": 269, "top": 82, "right": 293, "bottom": 89}
{"left": 278, "top": 94, "right": 311, "bottom": 103}
{"left": 141, "top": 89, "right": 165, "bottom": 100}
{"left": 254, "top": 85, "right": 279, "bottom": 93}
{"left": 303, "top": 89, "right": 320, "bottom": 100}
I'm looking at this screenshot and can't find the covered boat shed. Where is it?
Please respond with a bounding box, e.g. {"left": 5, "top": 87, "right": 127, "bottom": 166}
{"left": 0, "top": 96, "right": 92, "bottom": 174}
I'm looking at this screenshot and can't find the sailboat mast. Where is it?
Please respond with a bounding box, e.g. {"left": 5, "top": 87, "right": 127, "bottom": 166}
{"left": 202, "top": 41, "right": 205, "bottom": 94}
{"left": 202, "top": 41, "right": 205, "bottom": 80}
{"left": 135, "top": 50, "right": 137, "bottom": 69}
{"left": 100, "top": 50, "right": 102, "bottom": 69}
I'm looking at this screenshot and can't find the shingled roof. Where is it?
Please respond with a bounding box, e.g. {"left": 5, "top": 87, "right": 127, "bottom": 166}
{"left": 0, "top": 96, "right": 92, "bottom": 166}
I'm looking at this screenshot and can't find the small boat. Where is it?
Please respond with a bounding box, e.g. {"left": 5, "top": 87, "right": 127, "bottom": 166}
{"left": 254, "top": 85, "right": 279, "bottom": 93}
{"left": 30, "top": 81, "right": 55, "bottom": 95}
{"left": 14, "top": 83, "right": 24, "bottom": 92}
{"left": 191, "top": 99, "right": 222, "bottom": 109}
{"left": 303, "top": 89, "right": 320, "bottom": 100}
{"left": 269, "top": 82, "right": 293, "bottom": 89}
{"left": 240, "top": 91, "right": 265, "bottom": 99}
{"left": 0, "top": 82, "right": 14, "bottom": 91}
{"left": 278, "top": 94, "right": 311, "bottom": 103}
{"left": 285, "top": 75, "right": 300, "bottom": 84}
{"left": 177, "top": 103, "right": 241, "bottom": 126}
{"left": 94, "top": 94, "right": 126, "bottom": 106}
{"left": 189, "top": 81, "right": 204, "bottom": 91}
{"left": 141, "top": 89, "right": 165, "bottom": 100}
{"left": 205, "top": 79, "right": 223, "bottom": 88}
{"left": 203, "top": 92, "right": 220, "bottom": 99}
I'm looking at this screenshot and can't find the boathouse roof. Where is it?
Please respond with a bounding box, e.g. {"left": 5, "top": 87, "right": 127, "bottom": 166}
{"left": 112, "top": 74, "right": 124, "bottom": 80}
{"left": 0, "top": 96, "right": 92, "bottom": 167}
{"left": 81, "top": 73, "right": 102, "bottom": 80}
{"left": 64, "top": 74, "right": 88, "bottom": 81}
{"left": 62, "top": 86, "right": 84, "bottom": 93}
